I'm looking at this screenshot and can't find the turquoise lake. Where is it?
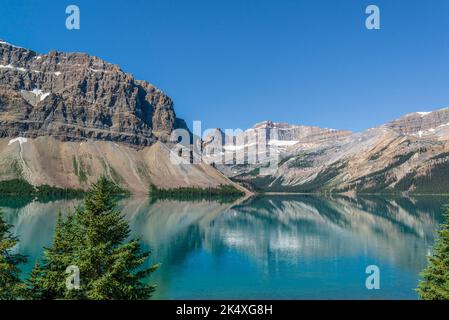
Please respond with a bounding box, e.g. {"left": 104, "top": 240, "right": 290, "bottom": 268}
{"left": 1, "top": 194, "right": 447, "bottom": 299}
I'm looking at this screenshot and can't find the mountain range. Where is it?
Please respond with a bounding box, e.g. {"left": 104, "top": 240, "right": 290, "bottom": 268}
{"left": 2, "top": 40, "right": 449, "bottom": 195}
{"left": 0, "top": 40, "right": 241, "bottom": 194}
{"left": 218, "top": 109, "right": 449, "bottom": 194}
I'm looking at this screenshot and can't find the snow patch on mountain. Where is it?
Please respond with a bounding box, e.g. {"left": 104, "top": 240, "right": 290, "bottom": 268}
{"left": 8, "top": 137, "right": 28, "bottom": 146}
{"left": 0, "top": 40, "right": 24, "bottom": 49}
{"left": 0, "top": 64, "right": 27, "bottom": 72}
{"left": 268, "top": 140, "right": 299, "bottom": 146}
{"left": 21, "top": 89, "right": 51, "bottom": 101}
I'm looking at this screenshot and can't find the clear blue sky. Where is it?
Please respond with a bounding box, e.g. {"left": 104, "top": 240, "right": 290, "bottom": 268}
{"left": 2, "top": 0, "right": 449, "bottom": 132}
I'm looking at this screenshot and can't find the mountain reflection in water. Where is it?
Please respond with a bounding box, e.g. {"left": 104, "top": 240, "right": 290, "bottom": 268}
{"left": 2, "top": 194, "right": 446, "bottom": 299}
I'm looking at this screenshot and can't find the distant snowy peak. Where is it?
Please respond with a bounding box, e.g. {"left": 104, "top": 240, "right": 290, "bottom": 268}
{"left": 251, "top": 120, "right": 299, "bottom": 130}
{"left": 0, "top": 39, "right": 26, "bottom": 50}
{"left": 0, "top": 39, "right": 14, "bottom": 46}
{"left": 250, "top": 120, "right": 342, "bottom": 133}
{"left": 232, "top": 121, "right": 352, "bottom": 150}
{"left": 386, "top": 106, "right": 449, "bottom": 136}
{"left": 402, "top": 107, "right": 449, "bottom": 118}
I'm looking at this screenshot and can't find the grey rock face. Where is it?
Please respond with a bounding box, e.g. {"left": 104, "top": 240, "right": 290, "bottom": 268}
{"left": 216, "top": 109, "right": 449, "bottom": 194}
{"left": 385, "top": 108, "right": 449, "bottom": 135}
{"left": 0, "top": 40, "right": 186, "bottom": 147}
{"left": 247, "top": 121, "right": 352, "bottom": 143}
{"left": 202, "top": 121, "right": 352, "bottom": 166}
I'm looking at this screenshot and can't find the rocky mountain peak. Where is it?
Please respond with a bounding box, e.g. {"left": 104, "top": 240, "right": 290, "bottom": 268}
{"left": 251, "top": 120, "right": 297, "bottom": 130}
{"left": 247, "top": 120, "right": 352, "bottom": 144}
{"left": 385, "top": 106, "right": 449, "bottom": 135}
{"left": 0, "top": 40, "right": 187, "bottom": 147}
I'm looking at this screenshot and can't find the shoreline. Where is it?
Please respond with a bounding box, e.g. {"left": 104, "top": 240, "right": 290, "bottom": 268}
{"left": 258, "top": 192, "right": 449, "bottom": 196}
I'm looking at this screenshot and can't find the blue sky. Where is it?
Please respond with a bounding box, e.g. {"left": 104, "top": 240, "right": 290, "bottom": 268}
{"left": 2, "top": 0, "right": 449, "bottom": 132}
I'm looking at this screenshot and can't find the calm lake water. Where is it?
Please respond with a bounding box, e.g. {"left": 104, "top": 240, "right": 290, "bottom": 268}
{"left": 1, "top": 194, "right": 447, "bottom": 300}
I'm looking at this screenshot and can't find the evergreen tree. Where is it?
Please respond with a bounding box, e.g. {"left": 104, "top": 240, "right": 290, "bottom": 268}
{"left": 29, "top": 177, "right": 158, "bottom": 300}
{"left": 38, "top": 212, "right": 81, "bottom": 299}
{"left": 0, "top": 210, "right": 27, "bottom": 300}
{"left": 417, "top": 210, "right": 449, "bottom": 300}
{"left": 24, "top": 260, "right": 46, "bottom": 300}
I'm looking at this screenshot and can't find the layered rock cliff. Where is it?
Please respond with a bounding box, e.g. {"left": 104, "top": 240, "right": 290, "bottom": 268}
{"left": 0, "top": 40, "right": 243, "bottom": 194}
{"left": 385, "top": 108, "right": 449, "bottom": 136}
{"left": 0, "top": 39, "right": 187, "bottom": 147}
{"left": 218, "top": 107, "right": 449, "bottom": 194}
